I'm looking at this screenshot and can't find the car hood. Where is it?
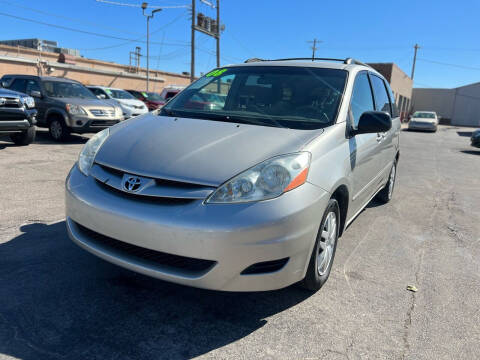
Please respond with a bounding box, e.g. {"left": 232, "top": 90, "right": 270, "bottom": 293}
{"left": 0, "top": 88, "right": 24, "bottom": 97}
{"left": 54, "top": 97, "right": 116, "bottom": 109}
{"left": 95, "top": 114, "right": 322, "bottom": 186}
{"left": 115, "top": 98, "right": 146, "bottom": 107}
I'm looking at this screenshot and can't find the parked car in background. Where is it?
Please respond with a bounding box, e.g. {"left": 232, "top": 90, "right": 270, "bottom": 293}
{"left": 408, "top": 111, "right": 438, "bottom": 132}
{"left": 66, "top": 58, "right": 401, "bottom": 292}
{"left": 0, "top": 75, "right": 123, "bottom": 141}
{"left": 471, "top": 129, "right": 480, "bottom": 148}
{"left": 88, "top": 86, "right": 148, "bottom": 119}
{"left": 159, "top": 85, "right": 185, "bottom": 101}
{"left": 0, "top": 87, "right": 37, "bottom": 145}
{"left": 126, "top": 90, "right": 166, "bottom": 111}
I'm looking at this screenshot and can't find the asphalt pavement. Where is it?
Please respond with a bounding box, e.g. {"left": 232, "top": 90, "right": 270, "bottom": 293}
{"left": 0, "top": 126, "right": 479, "bottom": 360}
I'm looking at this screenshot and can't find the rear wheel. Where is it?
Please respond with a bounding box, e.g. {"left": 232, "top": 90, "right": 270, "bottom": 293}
{"left": 376, "top": 160, "right": 397, "bottom": 203}
{"left": 49, "top": 118, "right": 70, "bottom": 141}
{"left": 10, "top": 126, "right": 36, "bottom": 145}
{"left": 301, "top": 199, "right": 340, "bottom": 291}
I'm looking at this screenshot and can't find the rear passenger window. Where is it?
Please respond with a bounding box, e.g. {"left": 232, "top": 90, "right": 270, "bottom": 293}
{"left": 384, "top": 81, "right": 399, "bottom": 118}
{"left": 350, "top": 72, "right": 375, "bottom": 128}
{"left": 370, "top": 74, "right": 392, "bottom": 115}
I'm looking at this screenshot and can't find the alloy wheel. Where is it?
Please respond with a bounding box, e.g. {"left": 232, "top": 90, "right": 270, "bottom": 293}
{"left": 50, "top": 120, "right": 62, "bottom": 140}
{"left": 317, "top": 211, "right": 337, "bottom": 276}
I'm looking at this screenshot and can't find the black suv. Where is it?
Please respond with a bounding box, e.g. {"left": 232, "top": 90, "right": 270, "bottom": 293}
{"left": 0, "top": 87, "right": 37, "bottom": 145}
{"left": 0, "top": 75, "right": 123, "bottom": 141}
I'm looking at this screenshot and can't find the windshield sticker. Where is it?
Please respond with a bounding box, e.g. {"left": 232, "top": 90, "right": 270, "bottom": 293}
{"left": 105, "top": 89, "right": 112, "bottom": 95}
{"left": 206, "top": 68, "right": 227, "bottom": 77}
{"left": 141, "top": 92, "right": 148, "bottom": 97}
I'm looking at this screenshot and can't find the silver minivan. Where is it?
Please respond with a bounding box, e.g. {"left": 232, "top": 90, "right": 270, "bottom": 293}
{"left": 65, "top": 58, "right": 401, "bottom": 292}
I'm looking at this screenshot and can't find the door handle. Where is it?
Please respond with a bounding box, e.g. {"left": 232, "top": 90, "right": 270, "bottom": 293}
{"left": 376, "top": 133, "right": 383, "bottom": 142}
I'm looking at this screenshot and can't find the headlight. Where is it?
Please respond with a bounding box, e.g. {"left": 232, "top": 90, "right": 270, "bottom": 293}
{"left": 22, "top": 96, "right": 35, "bottom": 108}
{"left": 206, "top": 152, "right": 311, "bottom": 204}
{"left": 78, "top": 128, "right": 109, "bottom": 176}
{"left": 115, "top": 106, "right": 123, "bottom": 116}
{"left": 66, "top": 104, "right": 87, "bottom": 115}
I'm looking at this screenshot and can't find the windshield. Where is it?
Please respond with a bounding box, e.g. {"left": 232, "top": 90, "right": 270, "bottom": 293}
{"left": 413, "top": 112, "right": 435, "bottom": 119}
{"left": 161, "top": 66, "right": 348, "bottom": 130}
{"left": 43, "top": 81, "right": 96, "bottom": 99}
{"left": 144, "top": 92, "right": 165, "bottom": 101}
{"left": 107, "top": 89, "right": 136, "bottom": 99}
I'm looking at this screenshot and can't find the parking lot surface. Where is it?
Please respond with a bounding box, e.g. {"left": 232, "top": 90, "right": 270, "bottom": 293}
{"left": 1, "top": 126, "right": 479, "bottom": 360}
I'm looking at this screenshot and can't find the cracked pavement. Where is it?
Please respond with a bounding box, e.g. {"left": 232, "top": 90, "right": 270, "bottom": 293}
{"left": 1, "top": 126, "right": 479, "bottom": 359}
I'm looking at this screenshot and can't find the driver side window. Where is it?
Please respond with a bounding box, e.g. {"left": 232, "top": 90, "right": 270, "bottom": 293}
{"left": 350, "top": 72, "right": 374, "bottom": 128}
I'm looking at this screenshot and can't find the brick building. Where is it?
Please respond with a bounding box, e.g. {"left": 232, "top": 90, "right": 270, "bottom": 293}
{"left": 0, "top": 44, "right": 191, "bottom": 92}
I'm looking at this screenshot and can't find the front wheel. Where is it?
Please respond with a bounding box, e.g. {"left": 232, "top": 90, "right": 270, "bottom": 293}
{"left": 301, "top": 199, "right": 340, "bottom": 291}
{"left": 49, "top": 118, "right": 70, "bottom": 141}
{"left": 10, "top": 126, "right": 36, "bottom": 145}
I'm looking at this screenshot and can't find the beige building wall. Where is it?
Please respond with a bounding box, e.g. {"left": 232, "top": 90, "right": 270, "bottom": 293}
{"left": 0, "top": 44, "right": 191, "bottom": 92}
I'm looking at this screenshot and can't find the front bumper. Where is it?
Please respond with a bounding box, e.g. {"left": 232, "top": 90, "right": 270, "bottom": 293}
{"left": 69, "top": 119, "right": 123, "bottom": 133}
{"left": 471, "top": 135, "right": 480, "bottom": 148}
{"left": 0, "top": 108, "right": 36, "bottom": 132}
{"left": 122, "top": 107, "right": 149, "bottom": 119}
{"left": 408, "top": 121, "right": 437, "bottom": 131}
{"left": 65, "top": 165, "right": 329, "bottom": 291}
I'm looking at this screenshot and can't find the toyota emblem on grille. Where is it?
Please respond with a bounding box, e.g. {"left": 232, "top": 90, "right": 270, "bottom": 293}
{"left": 123, "top": 176, "right": 142, "bottom": 192}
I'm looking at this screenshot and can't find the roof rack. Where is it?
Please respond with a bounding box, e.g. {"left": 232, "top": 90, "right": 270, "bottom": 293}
{"left": 244, "top": 57, "right": 371, "bottom": 67}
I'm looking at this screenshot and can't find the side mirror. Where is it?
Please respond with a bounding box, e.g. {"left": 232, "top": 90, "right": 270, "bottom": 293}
{"left": 352, "top": 111, "right": 391, "bottom": 135}
{"left": 30, "top": 90, "right": 42, "bottom": 98}
{"left": 97, "top": 94, "right": 107, "bottom": 99}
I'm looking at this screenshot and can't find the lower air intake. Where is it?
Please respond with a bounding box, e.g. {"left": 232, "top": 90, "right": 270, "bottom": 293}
{"left": 241, "top": 258, "right": 289, "bottom": 275}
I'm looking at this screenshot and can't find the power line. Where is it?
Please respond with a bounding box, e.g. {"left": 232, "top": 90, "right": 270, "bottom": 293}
{"left": 78, "top": 11, "right": 189, "bottom": 51}
{"left": 0, "top": 11, "right": 187, "bottom": 47}
{"left": 0, "top": 0, "right": 143, "bottom": 36}
{"left": 418, "top": 58, "right": 480, "bottom": 71}
{"left": 95, "top": 0, "right": 190, "bottom": 9}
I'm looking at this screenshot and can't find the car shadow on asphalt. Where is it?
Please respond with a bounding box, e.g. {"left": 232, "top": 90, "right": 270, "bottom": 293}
{"left": 0, "top": 221, "right": 313, "bottom": 360}
{"left": 34, "top": 130, "right": 89, "bottom": 145}
{"left": 460, "top": 150, "right": 480, "bottom": 156}
{"left": 457, "top": 131, "right": 473, "bottom": 137}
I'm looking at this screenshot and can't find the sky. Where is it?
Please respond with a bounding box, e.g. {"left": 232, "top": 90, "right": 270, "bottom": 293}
{"left": 0, "top": 0, "right": 479, "bottom": 89}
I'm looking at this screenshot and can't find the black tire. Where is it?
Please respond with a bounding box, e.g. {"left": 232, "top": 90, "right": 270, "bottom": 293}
{"left": 10, "top": 126, "right": 36, "bottom": 145}
{"left": 376, "top": 160, "right": 397, "bottom": 203}
{"left": 301, "top": 198, "right": 340, "bottom": 291}
{"left": 49, "top": 118, "right": 70, "bottom": 141}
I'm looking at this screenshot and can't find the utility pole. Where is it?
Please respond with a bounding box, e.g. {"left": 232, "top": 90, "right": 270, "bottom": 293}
{"left": 308, "top": 38, "right": 322, "bottom": 60}
{"left": 411, "top": 43, "right": 420, "bottom": 80}
{"left": 190, "top": 0, "right": 195, "bottom": 82}
{"left": 216, "top": 0, "right": 220, "bottom": 67}
{"left": 142, "top": 2, "right": 162, "bottom": 91}
{"left": 191, "top": 0, "right": 222, "bottom": 82}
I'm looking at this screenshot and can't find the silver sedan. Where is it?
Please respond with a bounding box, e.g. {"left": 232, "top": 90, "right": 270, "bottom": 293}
{"left": 66, "top": 59, "right": 400, "bottom": 291}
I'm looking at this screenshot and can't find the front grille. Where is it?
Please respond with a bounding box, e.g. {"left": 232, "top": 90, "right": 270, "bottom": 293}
{"left": 74, "top": 221, "right": 217, "bottom": 274}
{"left": 92, "top": 163, "right": 215, "bottom": 201}
{"left": 90, "top": 109, "right": 115, "bottom": 117}
{"left": 91, "top": 120, "right": 119, "bottom": 127}
{"left": 241, "top": 258, "right": 289, "bottom": 275}
{"left": 95, "top": 180, "right": 196, "bottom": 205}
{"left": 0, "top": 97, "right": 22, "bottom": 108}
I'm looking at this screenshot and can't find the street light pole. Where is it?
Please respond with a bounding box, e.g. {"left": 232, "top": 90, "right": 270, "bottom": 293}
{"left": 142, "top": 2, "right": 162, "bottom": 91}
